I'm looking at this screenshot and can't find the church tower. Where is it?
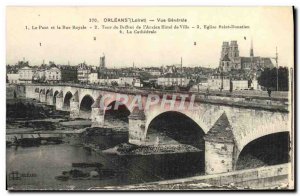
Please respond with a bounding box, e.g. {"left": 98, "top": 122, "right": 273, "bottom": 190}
{"left": 220, "top": 41, "right": 230, "bottom": 59}
{"left": 250, "top": 39, "right": 254, "bottom": 57}
{"left": 229, "top": 40, "right": 239, "bottom": 58}
{"left": 220, "top": 42, "right": 229, "bottom": 69}
{"left": 100, "top": 54, "right": 105, "bottom": 69}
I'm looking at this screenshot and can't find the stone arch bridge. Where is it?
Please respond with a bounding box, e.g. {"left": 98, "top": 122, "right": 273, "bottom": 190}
{"left": 25, "top": 84, "right": 291, "bottom": 175}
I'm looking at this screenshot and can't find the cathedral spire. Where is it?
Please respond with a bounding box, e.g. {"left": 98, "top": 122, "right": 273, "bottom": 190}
{"left": 250, "top": 38, "right": 254, "bottom": 57}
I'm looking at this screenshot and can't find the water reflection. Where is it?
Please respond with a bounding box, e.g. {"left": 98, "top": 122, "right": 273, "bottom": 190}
{"left": 7, "top": 135, "right": 204, "bottom": 190}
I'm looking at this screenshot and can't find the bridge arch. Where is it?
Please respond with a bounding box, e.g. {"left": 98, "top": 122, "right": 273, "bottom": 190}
{"left": 145, "top": 106, "right": 211, "bottom": 135}
{"left": 234, "top": 119, "right": 290, "bottom": 153}
{"left": 79, "top": 94, "right": 95, "bottom": 119}
{"left": 145, "top": 110, "right": 206, "bottom": 174}
{"left": 145, "top": 111, "right": 206, "bottom": 148}
{"left": 99, "top": 93, "right": 133, "bottom": 112}
{"left": 63, "top": 91, "right": 73, "bottom": 111}
{"left": 236, "top": 131, "right": 290, "bottom": 170}
{"left": 104, "top": 100, "right": 131, "bottom": 126}
{"left": 39, "top": 89, "right": 45, "bottom": 99}
{"left": 53, "top": 90, "right": 60, "bottom": 104}
{"left": 45, "top": 89, "right": 51, "bottom": 101}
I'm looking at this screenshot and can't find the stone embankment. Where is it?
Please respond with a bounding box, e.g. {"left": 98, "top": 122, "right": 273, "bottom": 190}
{"left": 91, "top": 163, "right": 291, "bottom": 190}
{"left": 103, "top": 143, "right": 201, "bottom": 155}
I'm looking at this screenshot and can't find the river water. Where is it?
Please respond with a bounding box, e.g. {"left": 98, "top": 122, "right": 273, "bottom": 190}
{"left": 6, "top": 100, "right": 204, "bottom": 190}
{"left": 7, "top": 143, "right": 204, "bottom": 190}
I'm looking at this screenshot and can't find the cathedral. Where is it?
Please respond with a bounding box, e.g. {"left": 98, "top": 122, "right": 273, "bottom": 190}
{"left": 219, "top": 40, "right": 274, "bottom": 72}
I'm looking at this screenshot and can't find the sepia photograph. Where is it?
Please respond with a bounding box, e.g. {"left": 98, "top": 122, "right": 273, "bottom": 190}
{"left": 5, "top": 6, "right": 295, "bottom": 191}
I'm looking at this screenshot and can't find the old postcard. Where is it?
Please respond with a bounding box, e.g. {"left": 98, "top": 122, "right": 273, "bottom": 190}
{"left": 6, "top": 6, "right": 294, "bottom": 191}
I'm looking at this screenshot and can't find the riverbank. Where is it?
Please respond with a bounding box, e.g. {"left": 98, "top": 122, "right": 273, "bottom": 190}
{"left": 102, "top": 143, "right": 201, "bottom": 155}
{"left": 6, "top": 98, "right": 94, "bottom": 134}
{"left": 6, "top": 98, "right": 68, "bottom": 120}
{"left": 91, "top": 163, "right": 291, "bottom": 190}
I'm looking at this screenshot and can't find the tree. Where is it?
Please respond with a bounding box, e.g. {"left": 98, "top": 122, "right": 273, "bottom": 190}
{"left": 39, "top": 75, "right": 46, "bottom": 83}
{"left": 257, "top": 67, "right": 289, "bottom": 91}
{"left": 187, "top": 79, "right": 196, "bottom": 88}
{"left": 139, "top": 71, "right": 152, "bottom": 81}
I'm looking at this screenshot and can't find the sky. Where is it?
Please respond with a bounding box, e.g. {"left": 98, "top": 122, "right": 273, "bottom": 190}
{"left": 6, "top": 7, "right": 294, "bottom": 68}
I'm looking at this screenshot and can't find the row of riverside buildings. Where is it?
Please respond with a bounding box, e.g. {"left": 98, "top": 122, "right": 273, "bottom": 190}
{"left": 6, "top": 55, "right": 107, "bottom": 84}
{"left": 7, "top": 61, "right": 83, "bottom": 84}
{"left": 7, "top": 40, "right": 275, "bottom": 91}
{"left": 6, "top": 58, "right": 193, "bottom": 88}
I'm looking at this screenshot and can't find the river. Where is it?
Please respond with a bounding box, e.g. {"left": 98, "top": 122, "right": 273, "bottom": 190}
{"left": 6, "top": 99, "right": 204, "bottom": 190}
{"left": 7, "top": 143, "right": 204, "bottom": 190}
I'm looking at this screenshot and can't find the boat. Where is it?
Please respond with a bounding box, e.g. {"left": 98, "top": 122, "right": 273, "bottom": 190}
{"left": 55, "top": 175, "right": 69, "bottom": 181}
{"left": 17, "top": 138, "right": 41, "bottom": 147}
{"left": 72, "top": 162, "right": 103, "bottom": 168}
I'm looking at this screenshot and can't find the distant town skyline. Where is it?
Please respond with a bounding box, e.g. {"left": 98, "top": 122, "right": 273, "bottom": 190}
{"left": 7, "top": 7, "right": 294, "bottom": 68}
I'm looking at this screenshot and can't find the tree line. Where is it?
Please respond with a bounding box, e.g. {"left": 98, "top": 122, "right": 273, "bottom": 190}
{"left": 258, "top": 67, "right": 289, "bottom": 91}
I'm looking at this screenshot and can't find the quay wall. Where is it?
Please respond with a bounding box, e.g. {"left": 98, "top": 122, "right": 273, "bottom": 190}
{"left": 95, "top": 163, "right": 292, "bottom": 190}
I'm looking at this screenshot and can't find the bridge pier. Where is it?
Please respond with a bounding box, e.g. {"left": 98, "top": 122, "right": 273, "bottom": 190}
{"left": 70, "top": 91, "right": 80, "bottom": 119}
{"left": 204, "top": 112, "right": 236, "bottom": 175}
{"left": 39, "top": 90, "right": 46, "bottom": 103}
{"left": 47, "top": 95, "right": 54, "bottom": 105}
{"left": 91, "top": 96, "right": 105, "bottom": 127}
{"left": 25, "top": 86, "right": 31, "bottom": 99}
{"left": 46, "top": 90, "right": 54, "bottom": 105}
{"left": 91, "top": 107, "right": 104, "bottom": 127}
{"left": 31, "top": 87, "right": 40, "bottom": 100}
{"left": 55, "top": 91, "right": 64, "bottom": 110}
{"left": 128, "top": 106, "right": 146, "bottom": 145}
{"left": 35, "top": 92, "right": 40, "bottom": 100}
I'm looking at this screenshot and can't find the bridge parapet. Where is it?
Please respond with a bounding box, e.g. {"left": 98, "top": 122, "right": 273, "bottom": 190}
{"left": 23, "top": 83, "right": 289, "bottom": 112}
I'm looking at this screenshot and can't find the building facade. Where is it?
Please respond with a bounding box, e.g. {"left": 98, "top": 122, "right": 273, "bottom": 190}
{"left": 207, "top": 75, "right": 260, "bottom": 91}
{"left": 88, "top": 72, "right": 99, "bottom": 84}
{"left": 207, "top": 75, "right": 230, "bottom": 91}
{"left": 119, "top": 77, "right": 142, "bottom": 87}
{"left": 18, "top": 66, "right": 34, "bottom": 84}
{"left": 143, "top": 67, "right": 162, "bottom": 76}
{"left": 231, "top": 80, "right": 249, "bottom": 90}
{"left": 45, "top": 66, "right": 61, "bottom": 83}
{"left": 33, "top": 68, "right": 46, "bottom": 82}
{"left": 98, "top": 78, "right": 120, "bottom": 86}
{"left": 60, "top": 65, "right": 78, "bottom": 82}
{"left": 157, "top": 74, "right": 190, "bottom": 87}
{"left": 7, "top": 73, "right": 19, "bottom": 84}
{"left": 77, "top": 63, "right": 92, "bottom": 83}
